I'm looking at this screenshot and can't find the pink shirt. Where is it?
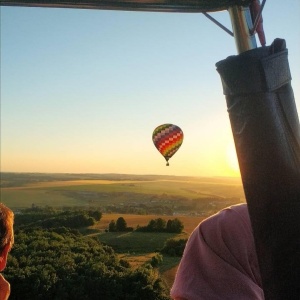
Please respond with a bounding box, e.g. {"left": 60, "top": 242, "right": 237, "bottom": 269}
{"left": 171, "top": 204, "right": 264, "bottom": 300}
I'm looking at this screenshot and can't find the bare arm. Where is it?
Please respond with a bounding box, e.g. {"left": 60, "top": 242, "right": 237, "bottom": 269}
{"left": 0, "top": 274, "right": 10, "bottom": 300}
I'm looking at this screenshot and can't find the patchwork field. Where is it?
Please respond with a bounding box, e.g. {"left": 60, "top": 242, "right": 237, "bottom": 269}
{"left": 1, "top": 172, "right": 245, "bottom": 293}
{"left": 92, "top": 213, "right": 206, "bottom": 289}
{"left": 1, "top": 173, "right": 245, "bottom": 212}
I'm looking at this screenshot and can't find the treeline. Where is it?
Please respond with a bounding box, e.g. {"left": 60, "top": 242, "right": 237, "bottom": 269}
{"left": 6, "top": 227, "right": 170, "bottom": 300}
{"left": 108, "top": 217, "right": 184, "bottom": 233}
{"left": 137, "top": 218, "right": 184, "bottom": 233}
{"left": 15, "top": 206, "right": 102, "bottom": 229}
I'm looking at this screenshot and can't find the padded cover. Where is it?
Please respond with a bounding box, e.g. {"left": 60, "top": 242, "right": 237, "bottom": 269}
{"left": 216, "top": 39, "right": 300, "bottom": 300}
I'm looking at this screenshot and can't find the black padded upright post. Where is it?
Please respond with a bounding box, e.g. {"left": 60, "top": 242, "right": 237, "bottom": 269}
{"left": 216, "top": 38, "right": 300, "bottom": 300}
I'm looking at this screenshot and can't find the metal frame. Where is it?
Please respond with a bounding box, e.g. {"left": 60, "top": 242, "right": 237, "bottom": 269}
{"left": 1, "top": 1, "right": 258, "bottom": 54}
{"left": 0, "top": 0, "right": 253, "bottom": 13}
{"left": 229, "top": 5, "right": 257, "bottom": 53}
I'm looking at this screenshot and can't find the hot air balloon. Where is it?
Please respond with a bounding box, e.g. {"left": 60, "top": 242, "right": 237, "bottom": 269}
{"left": 152, "top": 124, "right": 183, "bottom": 166}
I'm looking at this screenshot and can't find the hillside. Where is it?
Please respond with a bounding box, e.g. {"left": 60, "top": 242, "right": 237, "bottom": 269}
{"left": 1, "top": 172, "right": 245, "bottom": 217}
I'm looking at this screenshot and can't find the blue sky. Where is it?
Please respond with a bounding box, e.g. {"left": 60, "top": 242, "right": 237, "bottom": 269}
{"left": 1, "top": 1, "right": 299, "bottom": 177}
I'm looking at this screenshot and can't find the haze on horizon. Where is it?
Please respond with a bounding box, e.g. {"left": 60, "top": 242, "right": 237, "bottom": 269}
{"left": 1, "top": 1, "right": 299, "bottom": 178}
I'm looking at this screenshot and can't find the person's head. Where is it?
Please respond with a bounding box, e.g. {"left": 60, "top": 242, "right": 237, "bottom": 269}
{"left": 0, "top": 203, "right": 14, "bottom": 271}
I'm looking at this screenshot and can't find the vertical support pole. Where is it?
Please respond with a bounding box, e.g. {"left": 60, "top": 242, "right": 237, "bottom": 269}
{"left": 228, "top": 5, "right": 257, "bottom": 53}
{"left": 222, "top": 5, "right": 300, "bottom": 299}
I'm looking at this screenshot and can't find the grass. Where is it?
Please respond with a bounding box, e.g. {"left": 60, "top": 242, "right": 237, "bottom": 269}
{"left": 159, "top": 256, "right": 182, "bottom": 289}
{"left": 90, "top": 211, "right": 206, "bottom": 291}
{"left": 97, "top": 231, "right": 184, "bottom": 253}
{"left": 92, "top": 212, "right": 194, "bottom": 290}
{"left": 0, "top": 189, "right": 84, "bottom": 209}
{"left": 95, "top": 229, "right": 184, "bottom": 290}
{"left": 39, "top": 179, "right": 244, "bottom": 199}
{"left": 119, "top": 252, "right": 158, "bottom": 268}
{"left": 1, "top": 176, "right": 245, "bottom": 210}
{"left": 117, "top": 252, "right": 181, "bottom": 289}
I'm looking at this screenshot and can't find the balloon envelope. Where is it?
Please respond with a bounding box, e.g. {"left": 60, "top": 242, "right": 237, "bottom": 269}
{"left": 152, "top": 124, "right": 184, "bottom": 165}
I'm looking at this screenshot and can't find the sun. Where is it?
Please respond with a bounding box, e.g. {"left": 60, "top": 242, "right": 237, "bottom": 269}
{"left": 226, "top": 142, "right": 240, "bottom": 176}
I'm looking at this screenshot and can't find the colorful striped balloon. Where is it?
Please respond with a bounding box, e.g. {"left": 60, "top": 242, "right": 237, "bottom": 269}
{"left": 152, "top": 124, "right": 184, "bottom": 166}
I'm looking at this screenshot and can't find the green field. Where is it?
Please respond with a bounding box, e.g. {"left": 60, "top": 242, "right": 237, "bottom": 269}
{"left": 1, "top": 172, "right": 245, "bottom": 211}
{"left": 94, "top": 230, "right": 187, "bottom": 289}
{"left": 97, "top": 231, "right": 184, "bottom": 253}
{"left": 1, "top": 189, "right": 85, "bottom": 208}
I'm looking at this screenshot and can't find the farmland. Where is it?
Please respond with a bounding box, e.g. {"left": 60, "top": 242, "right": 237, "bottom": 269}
{"left": 1, "top": 172, "right": 245, "bottom": 293}
{"left": 1, "top": 172, "right": 245, "bottom": 216}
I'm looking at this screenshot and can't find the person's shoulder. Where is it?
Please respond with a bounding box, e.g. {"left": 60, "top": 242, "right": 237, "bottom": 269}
{"left": 203, "top": 203, "right": 248, "bottom": 223}
{"left": 199, "top": 203, "right": 251, "bottom": 237}
{"left": 220, "top": 203, "right": 248, "bottom": 213}
{"left": 220, "top": 203, "right": 249, "bottom": 220}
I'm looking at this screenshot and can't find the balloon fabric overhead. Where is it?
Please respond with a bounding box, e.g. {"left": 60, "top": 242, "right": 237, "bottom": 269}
{"left": 152, "top": 124, "right": 184, "bottom": 166}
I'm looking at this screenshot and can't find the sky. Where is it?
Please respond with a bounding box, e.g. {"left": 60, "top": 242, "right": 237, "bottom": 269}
{"left": 1, "top": 1, "right": 300, "bottom": 177}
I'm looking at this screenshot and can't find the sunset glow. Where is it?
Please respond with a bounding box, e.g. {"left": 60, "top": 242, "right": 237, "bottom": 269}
{"left": 1, "top": 2, "right": 299, "bottom": 177}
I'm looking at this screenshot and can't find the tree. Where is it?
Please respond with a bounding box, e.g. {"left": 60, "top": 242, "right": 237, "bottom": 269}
{"left": 150, "top": 253, "right": 163, "bottom": 267}
{"left": 166, "top": 218, "right": 184, "bottom": 233}
{"left": 108, "top": 220, "right": 116, "bottom": 232}
{"left": 161, "top": 238, "right": 187, "bottom": 256}
{"left": 155, "top": 218, "right": 166, "bottom": 232}
{"left": 166, "top": 220, "right": 172, "bottom": 232}
{"left": 116, "top": 217, "right": 127, "bottom": 231}
{"left": 88, "top": 210, "right": 102, "bottom": 221}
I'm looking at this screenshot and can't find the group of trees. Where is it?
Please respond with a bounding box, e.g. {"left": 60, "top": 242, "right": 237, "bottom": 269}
{"left": 5, "top": 209, "right": 171, "bottom": 299}
{"left": 108, "top": 217, "right": 134, "bottom": 232}
{"left": 108, "top": 217, "right": 184, "bottom": 233}
{"left": 136, "top": 218, "right": 184, "bottom": 233}
{"left": 160, "top": 238, "right": 188, "bottom": 257}
{"left": 6, "top": 227, "right": 170, "bottom": 299}
{"left": 15, "top": 207, "right": 102, "bottom": 230}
